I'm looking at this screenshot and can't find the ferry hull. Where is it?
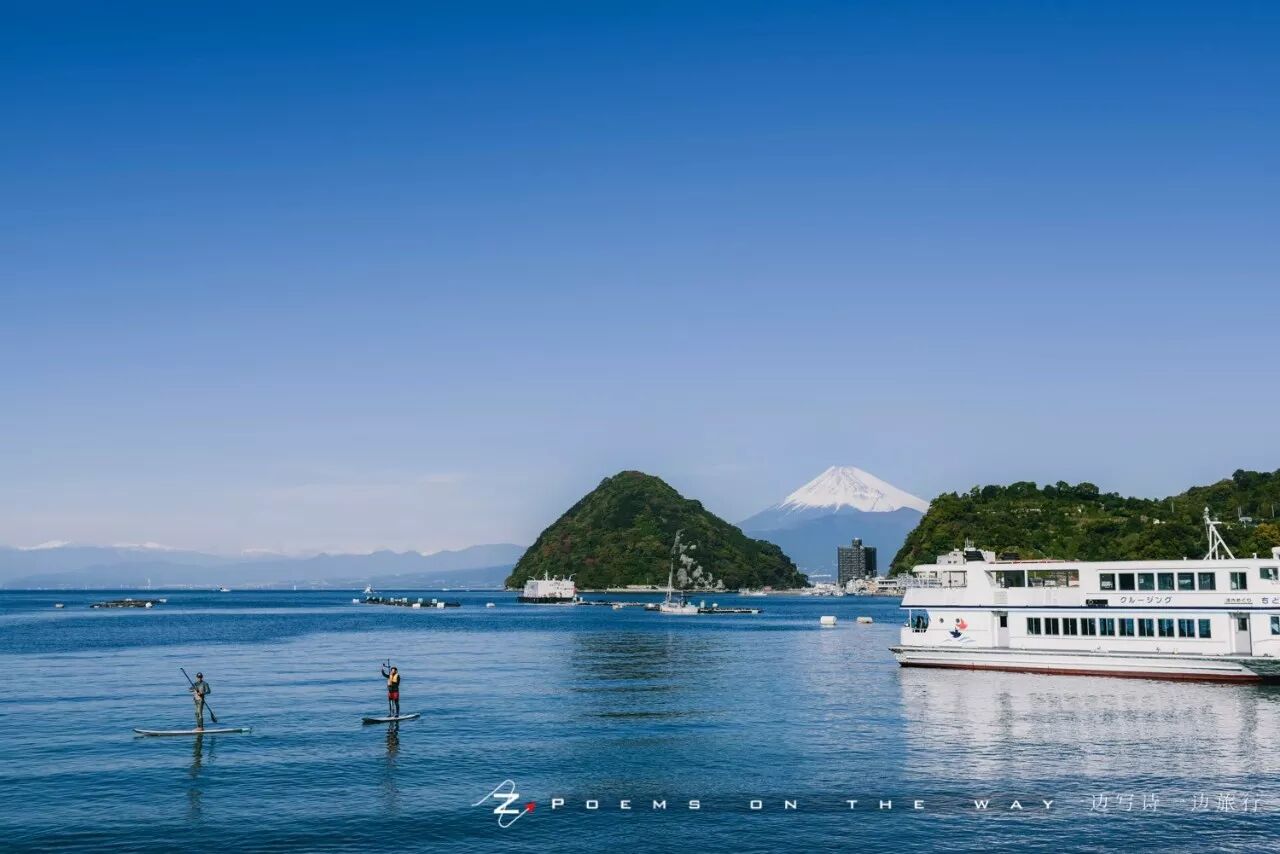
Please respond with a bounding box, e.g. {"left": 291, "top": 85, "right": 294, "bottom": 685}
{"left": 890, "top": 646, "right": 1278, "bottom": 683}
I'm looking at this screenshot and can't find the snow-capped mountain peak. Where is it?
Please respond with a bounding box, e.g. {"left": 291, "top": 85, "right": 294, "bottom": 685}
{"left": 778, "top": 466, "right": 929, "bottom": 514}
{"left": 112, "top": 542, "right": 178, "bottom": 552}
{"left": 18, "top": 540, "right": 73, "bottom": 551}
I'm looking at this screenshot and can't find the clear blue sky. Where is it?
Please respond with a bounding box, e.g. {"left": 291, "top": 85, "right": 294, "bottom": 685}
{"left": 2, "top": 2, "right": 1277, "bottom": 554}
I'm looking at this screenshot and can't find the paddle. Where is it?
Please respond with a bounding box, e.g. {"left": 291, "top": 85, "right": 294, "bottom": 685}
{"left": 181, "top": 667, "right": 218, "bottom": 724}
{"left": 383, "top": 659, "right": 393, "bottom": 716}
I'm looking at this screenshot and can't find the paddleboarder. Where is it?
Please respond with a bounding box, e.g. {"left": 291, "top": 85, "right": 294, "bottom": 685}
{"left": 380, "top": 662, "right": 401, "bottom": 717}
{"left": 190, "top": 672, "right": 212, "bottom": 730}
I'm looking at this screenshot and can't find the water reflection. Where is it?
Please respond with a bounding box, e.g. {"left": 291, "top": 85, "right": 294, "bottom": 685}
{"left": 899, "top": 668, "right": 1280, "bottom": 784}
{"left": 380, "top": 722, "right": 400, "bottom": 814}
{"left": 187, "top": 734, "right": 206, "bottom": 820}
{"left": 385, "top": 721, "right": 400, "bottom": 757}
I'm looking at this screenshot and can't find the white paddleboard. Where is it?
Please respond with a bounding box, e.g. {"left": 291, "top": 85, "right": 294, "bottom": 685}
{"left": 362, "top": 713, "right": 421, "bottom": 724}
{"left": 134, "top": 727, "right": 251, "bottom": 736}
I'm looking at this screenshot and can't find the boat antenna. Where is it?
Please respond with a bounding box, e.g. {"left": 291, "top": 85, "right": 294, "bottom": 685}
{"left": 1203, "top": 506, "right": 1235, "bottom": 560}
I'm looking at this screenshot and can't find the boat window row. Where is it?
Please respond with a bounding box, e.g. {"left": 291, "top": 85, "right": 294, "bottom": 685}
{"left": 994, "top": 569, "right": 1080, "bottom": 589}
{"left": 1098, "top": 571, "right": 1254, "bottom": 593}
{"left": 1026, "top": 616, "right": 1213, "bottom": 639}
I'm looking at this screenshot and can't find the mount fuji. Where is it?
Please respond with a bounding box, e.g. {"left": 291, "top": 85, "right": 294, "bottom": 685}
{"left": 739, "top": 466, "right": 929, "bottom": 576}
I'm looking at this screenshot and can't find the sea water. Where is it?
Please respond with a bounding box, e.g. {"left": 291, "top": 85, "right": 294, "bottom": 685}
{"left": 0, "top": 590, "right": 1276, "bottom": 852}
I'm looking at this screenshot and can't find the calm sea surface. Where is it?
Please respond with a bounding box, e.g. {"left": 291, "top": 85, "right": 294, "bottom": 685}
{"left": 1, "top": 590, "right": 1277, "bottom": 852}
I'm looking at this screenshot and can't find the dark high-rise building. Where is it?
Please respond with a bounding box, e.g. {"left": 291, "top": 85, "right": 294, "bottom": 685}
{"left": 837, "top": 538, "right": 878, "bottom": 585}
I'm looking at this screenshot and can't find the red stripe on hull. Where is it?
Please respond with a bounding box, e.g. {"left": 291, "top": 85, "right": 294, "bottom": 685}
{"left": 897, "top": 660, "right": 1264, "bottom": 683}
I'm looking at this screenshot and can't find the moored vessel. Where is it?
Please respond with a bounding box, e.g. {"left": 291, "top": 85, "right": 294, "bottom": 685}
{"left": 518, "top": 572, "right": 578, "bottom": 604}
{"left": 891, "top": 510, "right": 1280, "bottom": 682}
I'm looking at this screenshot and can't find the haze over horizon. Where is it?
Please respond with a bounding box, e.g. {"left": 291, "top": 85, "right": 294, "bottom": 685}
{"left": 3, "top": 3, "right": 1277, "bottom": 554}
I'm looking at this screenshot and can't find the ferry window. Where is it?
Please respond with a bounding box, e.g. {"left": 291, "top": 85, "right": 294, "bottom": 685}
{"left": 1158, "top": 618, "right": 1175, "bottom": 638}
{"left": 1100, "top": 618, "right": 1116, "bottom": 636}
{"left": 1099, "top": 573, "right": 1116, "bottom": 591}
{"left": 996, "top": 571, "right": 1026, "bottom": 588}
{"left": 1197, "top": 573, "right": 1216, "bottom": 591}
{"left": 1230, "top": 572, "right": 1247, "bottom": 591}
{"left": 1198, "top": 619, "right": 1212, "bottom": 639}
{"left": 1157, "top": 573, "right": 1175, "bottom": 591}
{"left": 1177, "top": 573, "right": 1195, "bottom": 591}
{"left": 998, "top": 614, "right": 1008, "bottom": 628}
{"left": 1119, "top": 618, "right": 1135, "bottom": 637}
{"left": 1272, "top": 616, "right": 1280, "bottom": 635}
{"left": 1082, "top": 618, "right": 1097, "bottom": 636}
{"left": 1138, "top": 618, "right": 1154, "bottom": 637}
{"left": 1137, "top": 573, "right": 1155, "bottom": 591}
{"left": 1044, "top": 617, "right": 1060, "bottom": 635}
{"left": 1027, "top": 617, "right": 1042, "bottom": 635}
{"left": 1263, "top": 567, "right": 1279, "bottom": 581}
{"left": 1063, "top": 618, "right": 1078, "bottom": 636}
{"left": 1028, "top": 569, "right": 1079, "bottom": 588}
{"left": 1118, "top": 574, "right": 1136, "bottom": 591}
{"left": 1237, "top": 616, "right": 1249, "bottom": 632}
{"left": 1178, "top": 619, "right": 1195, "bottom": 638}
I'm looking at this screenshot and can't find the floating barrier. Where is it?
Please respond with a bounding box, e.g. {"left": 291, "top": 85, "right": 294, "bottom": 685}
{"left": 819, "top": 615, "right": 837, "bottom": 627}
{"left": 362, "top": 596, "right": 461, "bottom": 609}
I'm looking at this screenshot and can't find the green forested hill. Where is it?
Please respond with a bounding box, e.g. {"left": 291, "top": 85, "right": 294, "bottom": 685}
{"left": 506, "top": 471, "right": 807, "bottom": 590}
{"left": 890, "top": 469, "right": 1280, "bottom": 574}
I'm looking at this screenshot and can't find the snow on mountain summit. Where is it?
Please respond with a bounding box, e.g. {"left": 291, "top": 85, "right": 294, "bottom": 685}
{"left": 778, "top": 466, "right": 929, "bottom": 514}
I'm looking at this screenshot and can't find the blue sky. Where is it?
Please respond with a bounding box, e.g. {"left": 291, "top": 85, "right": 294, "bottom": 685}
{"left": 2, "top": 2, "right": 1277, "bottom": 554}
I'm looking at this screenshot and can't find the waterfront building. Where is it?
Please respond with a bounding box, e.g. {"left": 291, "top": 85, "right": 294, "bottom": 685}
{"left": 837, "top": 538, "right": 877, "bottom": 585}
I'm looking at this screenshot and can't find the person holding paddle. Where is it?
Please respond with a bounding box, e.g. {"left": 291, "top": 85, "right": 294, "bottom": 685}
{"left": 189, "top": 672, "right": 212, "bottom": 730}
{"left": 380, "top": 662, "right": 401, "bottom": 717}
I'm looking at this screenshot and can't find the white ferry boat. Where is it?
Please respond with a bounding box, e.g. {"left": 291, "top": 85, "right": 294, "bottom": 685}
{"left": 891, "top": 510, "right": 1280, "bottom": 682}
{"left": 517, "top": 573, "right": 577, "bottom": 604}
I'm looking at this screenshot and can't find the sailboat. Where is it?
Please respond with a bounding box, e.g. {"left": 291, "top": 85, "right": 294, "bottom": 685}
{"left": 655, "top": 531, "right": 698, "bottom": 615}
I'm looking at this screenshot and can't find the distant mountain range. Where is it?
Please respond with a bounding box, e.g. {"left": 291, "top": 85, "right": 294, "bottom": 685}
{"left": 740, "top": 466, "right": 928, "bottom": 576}
{"left": 0, "top": 542, "right": 525, "bottom": 589}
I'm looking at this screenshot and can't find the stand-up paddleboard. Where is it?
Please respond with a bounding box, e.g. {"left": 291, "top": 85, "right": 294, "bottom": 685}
{"left": 362, "top": 713, "right": 421, "bottom": 724}
{"left": 134, "top": 727, "right": 251, "bottom": 736}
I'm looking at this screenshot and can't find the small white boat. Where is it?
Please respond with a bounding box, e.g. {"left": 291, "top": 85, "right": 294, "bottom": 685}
{"left": 216, "top": 586, "right": 231, "bottom": 593}
{"left": 655, "top": 531, "right": 699, "bottom": 615}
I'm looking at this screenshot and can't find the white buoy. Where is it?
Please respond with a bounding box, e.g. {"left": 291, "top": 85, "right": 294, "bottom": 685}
{"left": 436, "top": 602, "right": 446, "bottom": 609}
{"left": 411, "top": 602, "right": 422, "bottom": 609}
{"left": 857, "top": 616, "right": 874, "bottom": 624}
{"left": 486, "top": 602, "right": 495, "bottom": 608}
{"left": 54, "top": 603, "right": 64, "bottom": 609}
{"left": 819, "top": 615, "right": 837, "bottom": 627}
{"left": 352, "top": 598, "right": 361, "bottom": 604}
